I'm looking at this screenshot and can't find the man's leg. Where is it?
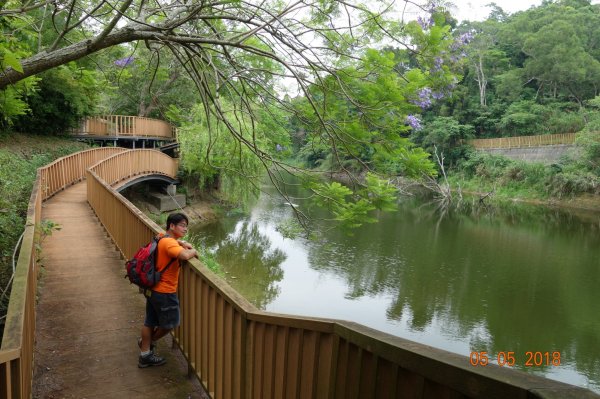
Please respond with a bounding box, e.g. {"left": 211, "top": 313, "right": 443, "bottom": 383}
{"left": 151, "top": 327, "right": 172, "bottom": 342}
{"left": 138, "top": 296, "right": 165, "bottom": 367}
{"left": 140, "top": 325, "right": 154, "bottom": 352}
{"left": 138, "top": 324, "right": 166, "bottom": 368}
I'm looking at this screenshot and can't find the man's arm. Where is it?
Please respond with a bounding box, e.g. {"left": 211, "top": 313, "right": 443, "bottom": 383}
{"left": 177, "top": 239, "right": 198, "bottom": 260}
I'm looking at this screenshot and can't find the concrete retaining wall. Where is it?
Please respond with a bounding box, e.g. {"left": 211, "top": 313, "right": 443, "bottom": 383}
{"left": 479, "top": 144, "right": 581, "bottom": 164}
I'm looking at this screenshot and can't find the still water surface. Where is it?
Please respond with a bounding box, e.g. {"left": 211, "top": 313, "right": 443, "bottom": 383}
{"left": 191, "top": 182, "right": 600, "bottom": 392}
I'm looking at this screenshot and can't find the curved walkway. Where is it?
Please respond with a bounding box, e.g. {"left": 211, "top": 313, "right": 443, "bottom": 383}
{"left": 33, "top": 182, "right": 207, "bottom": 398}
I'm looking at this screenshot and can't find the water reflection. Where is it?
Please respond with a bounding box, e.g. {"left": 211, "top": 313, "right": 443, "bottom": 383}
{"left": 193, "top": 220, "right": 286, "bottom": 309}
{"left": 194, "top": 183, "right": 600, "bottom": 392}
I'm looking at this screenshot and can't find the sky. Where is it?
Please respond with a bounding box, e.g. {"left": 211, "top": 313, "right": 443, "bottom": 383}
{"left": 455, "top": 0, "right": 543, "bottom": 21}
{"left": 454, "top": 0, "right": 600, "bottom": 21}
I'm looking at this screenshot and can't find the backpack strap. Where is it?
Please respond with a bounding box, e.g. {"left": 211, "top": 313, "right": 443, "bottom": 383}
{"left": 156, "top": 235, "right": 178, "bottom": 274}
{"left": 160, "top": 257, "right": 176, "bottom": 274}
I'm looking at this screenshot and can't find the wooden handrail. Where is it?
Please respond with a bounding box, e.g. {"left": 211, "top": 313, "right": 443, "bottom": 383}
{"left": 84, "top": 151, "right": 599, "bottom": 398}
{"left": 469, "top": 133, "right": 576, "bottom": 149}
{"left": 88, "top": 149, "right": 178, "bottom": 188}
{"left": 87, "top": 150, "right": 179, "bottom": 258}
{"left": 39, "top": 147, "right": 127, "bottom": 200}
{"left": 0, "top": 147, "right": 128, "bottom": 399}
{"left": 73, "top": 115, "right": 177, "bottom": 139}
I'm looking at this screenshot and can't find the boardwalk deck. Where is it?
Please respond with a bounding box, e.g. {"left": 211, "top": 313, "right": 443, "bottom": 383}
{"left": 33, "top": 182, "right": 207, "bottom": 399}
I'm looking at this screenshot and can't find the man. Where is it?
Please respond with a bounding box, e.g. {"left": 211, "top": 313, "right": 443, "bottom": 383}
{"left": 138, "top": 212, "right": 197, "bottom": 368}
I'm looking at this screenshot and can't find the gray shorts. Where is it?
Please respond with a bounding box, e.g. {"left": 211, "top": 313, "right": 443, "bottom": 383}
{"left": 144, "top": 291, "right": 180, "bottom": 330}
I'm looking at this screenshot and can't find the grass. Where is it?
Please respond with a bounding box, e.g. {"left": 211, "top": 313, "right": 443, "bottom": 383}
{"left": 448, "top": 175, "right": 549, "bottom": 202}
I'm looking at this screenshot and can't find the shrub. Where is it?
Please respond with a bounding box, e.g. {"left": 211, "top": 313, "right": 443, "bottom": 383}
{"left": 459, "top": 152, "right": 513, "bottom": 179}
{"left": 411, "top": 116, "right": 475, "bottom": 168}
{"left": 497, "top": 101, "right": 549, "bottom": 136}
{"left": 575, "top": 116, "right": 600, "bottom": 175}
{"left": 545, "top": 172, "right": 600, "bottom": 198}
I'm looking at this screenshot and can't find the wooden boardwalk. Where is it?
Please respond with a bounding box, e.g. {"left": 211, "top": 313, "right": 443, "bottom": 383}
{"left": 32, "top": 182, "right": 207, "bottom": 399}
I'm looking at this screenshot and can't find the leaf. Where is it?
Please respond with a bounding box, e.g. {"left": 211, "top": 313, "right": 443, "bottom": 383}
{"left": 2, "top": 50, "right": 24, "bottom": 73}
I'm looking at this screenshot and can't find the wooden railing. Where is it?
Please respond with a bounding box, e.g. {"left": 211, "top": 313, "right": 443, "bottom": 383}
{"left": 470, "top": 133, "right": 576, "bottom": 149}
{"left": 87, "top": 150, "right": 178, "bottom": 257}
{"left": 0, "top": 147, "right": 128, "bottom": 399}
{"left": 0, "top": 177, "right": 39, "bottom": 399}
{"left": 74, "top": 115, "right": 177, "bottom": 139}
{"left": 84, "top": 151, "right": 598, "bottom": 398}
{"left": 39, "top": 148, "right": 128, "bottom": 199}
{"left": 88, "top": 149, "right": 178, "bottom": 188}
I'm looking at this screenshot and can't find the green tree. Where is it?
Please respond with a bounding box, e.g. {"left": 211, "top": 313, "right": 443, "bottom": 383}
{"left": 98, "top": 45, "right": 198, "bottom": 118}
{"left": 522, "top": 20, "right": 600, "bottom": 105}
{"left": 13, "top": 64, "right": 99, "bottom": 134}
{"left": 291, "top": 8, "right": 463, "bottom": 178}
{"left": 177, "top": 104, "right": 260, "bottom": 205}
{"left": 293, "top": 49, "right": 440, "bottom": 177}
{"left": 461, "top": 20, "right": 510, "bottom": 107}
{"left": 411, "top": 116, "right": 474, "bottom": 167}
{"left": 576, "top": 96, "right": 600, "bottom": 173}
{"left": 0, "top": 7, "right": 38, "bottom": 127}
{"left": 0, "top": 0, "right": 469, "bottom": 227}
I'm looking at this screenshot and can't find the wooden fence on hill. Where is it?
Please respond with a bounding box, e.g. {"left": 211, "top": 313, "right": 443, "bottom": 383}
{"left": 469, "top": 133, "right": 576, "bottom": 149}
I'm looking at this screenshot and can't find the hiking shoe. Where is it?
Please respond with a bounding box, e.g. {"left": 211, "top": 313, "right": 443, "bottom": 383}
{"left": 138, "top": 352, "right": 166, "bottom": 368}
{"left": 137, "top": 337, "right": 156, "bottom": 354}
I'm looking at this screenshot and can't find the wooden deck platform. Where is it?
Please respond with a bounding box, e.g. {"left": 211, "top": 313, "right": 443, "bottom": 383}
{"left": 33, "top": 182, "right": 207, "bottom": 398}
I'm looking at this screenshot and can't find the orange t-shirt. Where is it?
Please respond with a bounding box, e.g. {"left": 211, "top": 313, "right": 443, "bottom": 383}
{"left": 153, "top": 235, "right": 183, "bottom": 293}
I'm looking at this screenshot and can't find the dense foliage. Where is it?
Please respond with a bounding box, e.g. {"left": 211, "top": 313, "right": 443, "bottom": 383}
{"left": 428, "top": 1, "right": 600, "bottom": 138}
{"left": 400, "top": 0, "right": 600, "bottom": 198}
{"left": 0, "top": 0, "right": 474, "bottom": 228}
{"left": 176, "top": 101, "right": 291, "bottom": 206}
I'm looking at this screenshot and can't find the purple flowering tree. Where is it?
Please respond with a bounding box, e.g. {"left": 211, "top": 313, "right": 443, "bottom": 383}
{"left": 404, "top": 3, "right": 467, "bottom": 117}
{"left": 405, "top": 114, "right": 423, "bottom": 131}
{"left": 114, "top": 56, "right": 134, "bottom": 67}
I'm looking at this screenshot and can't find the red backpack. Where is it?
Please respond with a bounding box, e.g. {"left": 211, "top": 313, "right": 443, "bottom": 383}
{"left": 125, "top": 236, "right": 175, "bottom": 289}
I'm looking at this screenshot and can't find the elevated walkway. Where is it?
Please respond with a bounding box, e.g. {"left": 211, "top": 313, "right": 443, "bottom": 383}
{"left": 71, "top": 115, "right": 178, "bottom": 149}
{"left": 2, "top": 148, "right": 598, "bottom": 399}
{"left": 469, "top": 133, "right": 576, "bottom": 149}
{"left": 33, "top": 182, "right": 207, "bottom": 398}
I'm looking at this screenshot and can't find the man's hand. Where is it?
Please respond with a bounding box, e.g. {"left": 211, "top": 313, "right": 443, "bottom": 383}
{"left": 177, "top": 240, "right": 198, "bottom": 260}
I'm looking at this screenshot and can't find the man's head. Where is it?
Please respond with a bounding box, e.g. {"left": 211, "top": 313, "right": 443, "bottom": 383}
{"left": 166, "top": 212, "right": 189, "bottom": 238}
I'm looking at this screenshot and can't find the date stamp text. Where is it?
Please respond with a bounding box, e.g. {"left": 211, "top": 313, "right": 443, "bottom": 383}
{"left": 469, "top": 351, "right": 561, "bottom": 367}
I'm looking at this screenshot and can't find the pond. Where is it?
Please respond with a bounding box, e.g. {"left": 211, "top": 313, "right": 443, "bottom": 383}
{"left": 190, "top": 180, "right": 600, "bottom": 393}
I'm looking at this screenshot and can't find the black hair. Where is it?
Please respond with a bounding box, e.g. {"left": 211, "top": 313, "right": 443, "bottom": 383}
{"left": 166, "top": 212, "right": 189, "bottom": 230}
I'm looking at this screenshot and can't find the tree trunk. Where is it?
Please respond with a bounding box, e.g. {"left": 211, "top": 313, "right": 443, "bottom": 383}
{"left": 0, "top": 25, "right": 193, "bottom": 89}
{"left": 474, "top": 54, "right": 487, "bottom": 107}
